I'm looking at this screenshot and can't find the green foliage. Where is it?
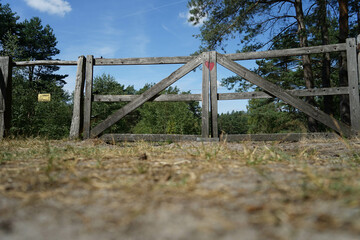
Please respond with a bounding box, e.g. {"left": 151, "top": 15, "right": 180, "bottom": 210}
{"left": 10, "top": 74, "right": 72, "bottom": 139}
{"left": 0, "top": 1, "right": 19, "bottom": 49}
{"left": 17, "top": 17, "right": 59, "bottom": 61}
{"left": 133, "top": 85, "right": 201, "bottom": 135}
{"left": 247, "top": 99, "right": 306, "bottom": 134}
{"left": 91, "top": 73, "right": 138, "bottom": 134}
{"left": 91, "top": 76, "right": 201, "bottom": 135}
{"left": 0, "top": 2, "right": 71, "bottom": 139}
{"left": 17, "top": 17, "right": 67, "bottom": 85}
{"left": 218, "top": 111, "right": 248, "bottom": 134}
{"left": 188, "top": 0, "right": 297, "bottom": 51}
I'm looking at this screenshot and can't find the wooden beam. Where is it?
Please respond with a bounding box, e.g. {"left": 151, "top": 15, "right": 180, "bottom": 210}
{"left": 10, "top": 43, "right": 346, "bottom": 67}
{"left": 217, "top": 53, "right": 354, "bottom": 137}
{"left": 101, "top": 134, "right": 199, "bottom": 142}
{"left": 94, "top": 43, "right": 346, "bottom": 66}
{"left": 94, "top": 56, "right": 194, "bottom": 65}
{"left": 102, "top": 133, "right": 340, "bottom": 143}
{"left": 93, "top": 93, "right": 202, "bottom": 102}
{"left": 225, "top": 43, "right": 347, "bottom": 61}
{"left": 69, "top": 56, "right": 86, "bottom": 139}
{"left": 0, "top": 57, "right": 12, "bottom": 140}
{"left": 14, "top": 60, "right": 77, "bottom": 66}
{"left": 221, "top": 132, "right": 340, "bottom": 142}
{"left": 218, "top": 87, "right": 349, "bottom": 100}
{"left": 358, "top": 35, "right": 360, "bottom": 82}
{"left": 346, "top": 38, "right": 360, "bottom": 132}
{"left": 83, "top": 55, "right": 94, "bottom": 139}
{"left": 202, "top": 52, "right": 210, "bottom": 138}
{"left": 94, "top": 87, "right": 349, "bottom": 104}
{"left": 209, "top": 51, "right": 218, "bottom": 138}
{"left": 358, "top": 35, "right": 360, "bottom": 81}
{"left": 90, "top": 54, "right": 203, "bottom": 137}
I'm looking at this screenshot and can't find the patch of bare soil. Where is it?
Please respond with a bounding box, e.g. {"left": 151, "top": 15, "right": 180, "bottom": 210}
{"left": 0, "top": 138, "right": 360, "bottom": 240}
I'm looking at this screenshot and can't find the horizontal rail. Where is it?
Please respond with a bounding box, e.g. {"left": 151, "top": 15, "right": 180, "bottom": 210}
{"left": 101, "top": 134, "right": 200, "bottom": 142}
{"left": 221, "top": 132, "right": 339, "bottom": 142}
{"left": 14, "top": 60, "right": 77, "bottom": 66}
{"left": 94, "top": 56, "right": 193, "bottom": 65}
{"left": 95, "top": 43, "right": 347, "bottom": 66}
{"left": 225, "top": 43, "right": 347, "bottom": 61}
{"left": 101, "top": 132, "right": 340, "bottom": 142}
{"left": 10, "top": 43, "right": 347, "bottom": 67}
{"left": 93, "top": 87, "right": 349, "bottom": 103}
{"left": 219, "top": 87, "right": 349, "bottom": 100}
{"left": 94, "top": 94, "right": 202, "bottom": 102}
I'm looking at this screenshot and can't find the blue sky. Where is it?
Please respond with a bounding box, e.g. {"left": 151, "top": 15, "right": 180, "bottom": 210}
{"left": 4, "top": 0, "right": 253, "bottom": 113}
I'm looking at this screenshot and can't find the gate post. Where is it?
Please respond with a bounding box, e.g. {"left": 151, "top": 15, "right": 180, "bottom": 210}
{"left": 209, "top": 51, "right": 218, "bottom": 138}
{"left": 201, "top": 52, "right": 210, "bottom": 138}
{"left": 0, "top": 57, "right": 12, "bottom": 140}
{"left": 70, "top": 56, "right": 86, "bottom": 139}
{"left": 83, "top": 55, "right": 94, "bottom": 139}
{"left": 346, "top": 38, "right": 360, "bottom": 132}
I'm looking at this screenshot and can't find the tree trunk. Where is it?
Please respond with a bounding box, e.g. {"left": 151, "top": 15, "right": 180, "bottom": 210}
{"left": 338, "top": 0, "right": 350, "bottom": 125}
{"left": 294, "top": 0, "right": 318, "bottom": 132}
{"left": 319, "top": 0, "right": 333, "bottom": 115}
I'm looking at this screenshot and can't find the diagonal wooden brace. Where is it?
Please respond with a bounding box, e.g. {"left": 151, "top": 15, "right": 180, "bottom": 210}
{"left": 90, "top": 54, "right": 203, "bottom": 137}
{"left": 217, "top": 53, "right": 355, "bottom": 137}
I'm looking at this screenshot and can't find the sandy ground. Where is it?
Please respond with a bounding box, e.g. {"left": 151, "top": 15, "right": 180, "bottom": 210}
{"left": 0, "top": 138, "right": 360, "bottom": 240}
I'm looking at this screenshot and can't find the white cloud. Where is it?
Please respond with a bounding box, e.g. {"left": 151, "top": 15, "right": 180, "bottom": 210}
{"left": 24, "top": 0, "right": 72, "bottom": 17}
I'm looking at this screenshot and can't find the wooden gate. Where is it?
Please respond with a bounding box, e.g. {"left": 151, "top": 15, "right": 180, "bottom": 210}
{"left": 70, "top": 38, "right": 360, "bottom": 141}
{"left": 1, "top": 36, "right": 360, "bottom": 141}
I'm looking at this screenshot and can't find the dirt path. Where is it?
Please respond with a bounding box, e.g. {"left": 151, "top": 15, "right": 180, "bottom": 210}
{"left": 1, "top": 138, "right": 360, "bottom": 239}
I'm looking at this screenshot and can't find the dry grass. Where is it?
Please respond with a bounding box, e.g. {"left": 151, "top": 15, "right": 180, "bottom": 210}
{"left": 0, "top": 138, "right": 360, "bottom": 239}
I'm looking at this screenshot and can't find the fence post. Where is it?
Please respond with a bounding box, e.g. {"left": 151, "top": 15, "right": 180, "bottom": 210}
{"left": 69, "top": 56, "right": 86, "bottom": 139}
{"left": 346, "top": 38, "right": 360, "bottom": 133}
{"left": 201, "top": 52, "right": 210, "bottom": 138}
{"left": 83, "top": 55, "right": 94, "bottom": 139}
{"left": 209, "top": 51, "right": 218, "bottom": 138}
{"left": 357, "top": 34, "right": 360, "bottom": 130}
{"left": 0, "top": 57, "right": 12, "bottom": 140}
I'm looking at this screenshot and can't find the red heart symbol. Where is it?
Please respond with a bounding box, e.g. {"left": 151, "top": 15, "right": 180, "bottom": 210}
{"left": 205, "top": 61, "right": 215, "bottom": 71}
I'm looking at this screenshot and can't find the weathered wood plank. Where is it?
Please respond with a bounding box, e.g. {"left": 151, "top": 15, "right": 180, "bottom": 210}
{"left": 226, "top": 43, "right": 347, "bottom": 61}
{"left": 83, "top": 55, "right": 94, "bottom": 139}
{"left": 221, "top": 132, "right": 340, "bottom": 142}
{"left": 346, "top": 38, "right": 360, "bottom": 132}
{"left": 94, "top": 87, "right": 349, "bottom": 103}
{"left": 93, "top": 94, "right": 202, "bottom": 102}
{"left": 209, "top": 51, "right": 218, "bottom": 138}
{"left": 94, "top": 43, "right": 346, "bottom": 66}
{"left": 196, "top": 137, "right": 220, "bottom": 142}
{"left": 14, "top": 60, "right": 77, "bottom": 66}
{"left": 11, "top": 43, "right": 346, "bottom": 67}
{"left": 202, "top": 52, "right": 210, "bottom": 138}
{"left": 0, "top": 57, "right": 12, "bottom": 140}
{"left": 69, "top": 56, "right": 86, "bottom": 139}
{"left": 90, "top": 54, "right": 203, "bottom": 137}
{"left": 94, "top": 56, "right": 194, "bottom": 65}
{"left": 101, "top": 134, "right": 199, "bottom": 142}
{"left": 358, "top": 35, "right": 360, "bottom": 82}
{"left": 218, "top": 87, "right": 349, "bottom": 100}
{"left": 102, "top": 133, "right": 340, "bottom": 142}
{"left": 217, "top": 53, "right": 354, "bottom": 137}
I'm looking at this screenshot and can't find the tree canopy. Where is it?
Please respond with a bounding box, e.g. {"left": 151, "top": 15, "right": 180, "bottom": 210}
{"left": 0, "top": 1, "right": 70, "bottom": 138}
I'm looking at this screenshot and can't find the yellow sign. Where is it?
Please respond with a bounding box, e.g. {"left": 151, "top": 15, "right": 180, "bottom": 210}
{"left": 38, "top": 93, "right": 51, "bottom": 102}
